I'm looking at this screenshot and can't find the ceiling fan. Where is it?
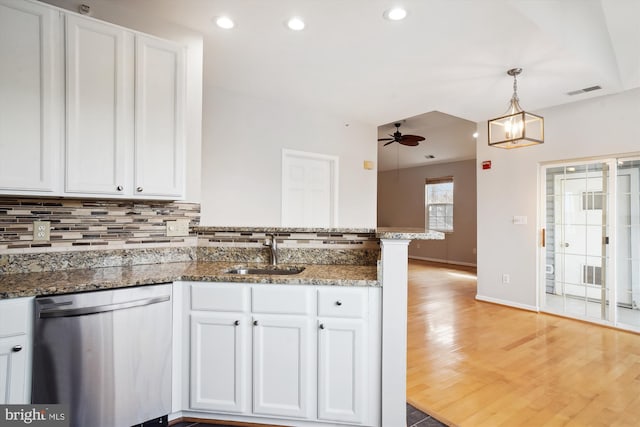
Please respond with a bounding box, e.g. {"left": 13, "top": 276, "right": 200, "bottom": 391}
{"left": 378, "top": 122, "right": 425, "bottom": 146}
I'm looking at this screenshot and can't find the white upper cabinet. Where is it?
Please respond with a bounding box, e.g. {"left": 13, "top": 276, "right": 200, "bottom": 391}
{"left": 0, "top": 0, "right": 60, "bottom": 194}
{"left": 0, "top": 0, "right": 186, "bottom": 200}
{"left": 64, "top": 14, "right": 134, "bottom": 196}
{"left": 135, "top": 35, "right": 185, "bottom": 198}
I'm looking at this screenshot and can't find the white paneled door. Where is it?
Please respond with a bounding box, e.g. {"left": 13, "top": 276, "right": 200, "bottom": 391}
{"left": 282, "top": 150, "right": 338, "bottom": 227}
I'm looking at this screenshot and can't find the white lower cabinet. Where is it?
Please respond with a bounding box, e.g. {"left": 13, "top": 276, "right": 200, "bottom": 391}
{"left": 184, "top": 282, "right": 380, "bottom": 427}
{"left": 190, "top": 312, "right": 248, "bottom": 413}
{"left": 0, "top": 297, "right": 34, "bottom": 405}
{"left": 253, "top": 314, "right": 312, "bottom": 419}
{"left": 317, "top": 318, "right": 366, "bottom": 424}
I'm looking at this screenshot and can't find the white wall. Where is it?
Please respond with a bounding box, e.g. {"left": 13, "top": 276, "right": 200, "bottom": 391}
{"left": 39, "top": 0, "right": 203, "bottom": 202}
{"left": 200, "top": 84, "right": 378, "bottom": 227}
{"left": 476, "top": 88, "right": 640, "bottom": 309}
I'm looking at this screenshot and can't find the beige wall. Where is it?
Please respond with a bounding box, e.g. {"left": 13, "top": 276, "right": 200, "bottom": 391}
{"left": 377, "top": 159, "right": 477, "bottom": 265}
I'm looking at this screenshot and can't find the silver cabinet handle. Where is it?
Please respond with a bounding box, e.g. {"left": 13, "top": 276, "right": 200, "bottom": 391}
{"left": 116, "top": 185, "right": 123, "bottom": 191}
{"left": 234, "top": 320, "right": 240, "bottom": 326}
{"left": 12, "top": 345, "right": 22, "bottom": 352}
{"left": 335, "top": 300, "right": 342, "bottom": 306}
{"left": 136, "top": 186, "right": 143, "bottom": 192}
{"left": 319, "top": 324, "right": 325, "bottom": 330}
{"left": 253, "top": 320, "right": 258, "bottom": 326}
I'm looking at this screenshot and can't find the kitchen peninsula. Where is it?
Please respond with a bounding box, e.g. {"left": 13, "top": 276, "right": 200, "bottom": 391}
{"left": 0, "top": 224, "right": 443, "bottom": 427}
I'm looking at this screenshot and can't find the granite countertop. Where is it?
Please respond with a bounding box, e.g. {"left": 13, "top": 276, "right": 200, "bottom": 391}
{"left": 0, "top": 262, "right": 379, "bottom": 299}
{"left": 376, "top": 227, "right": 445, "bottom": 240}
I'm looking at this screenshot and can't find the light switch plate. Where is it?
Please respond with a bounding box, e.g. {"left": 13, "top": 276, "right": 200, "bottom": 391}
{"left": 166, "top": 220, "right": 190, "bottom": 237}
{"left": 33, "top": 221, "right": 51, "bottom": 241}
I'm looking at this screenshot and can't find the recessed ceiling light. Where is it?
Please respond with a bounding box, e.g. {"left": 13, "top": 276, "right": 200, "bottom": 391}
{"left": 384, "top": 7, "right": 407, "bottom": 21}
{"left": 215, "top": 16, "right": 235, "bottom": 29}
{"left": 287, "top": 16, "right": 305, "bottom": 31}
{"left": 473, "top": 132, "right": 479, "bottom": 138}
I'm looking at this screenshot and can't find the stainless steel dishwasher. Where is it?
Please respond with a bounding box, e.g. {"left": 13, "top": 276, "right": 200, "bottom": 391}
{"left": 32, "top": 284, "right": 172, "bottom": 427}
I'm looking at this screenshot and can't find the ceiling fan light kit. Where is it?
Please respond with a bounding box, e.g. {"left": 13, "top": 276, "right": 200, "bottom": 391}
{"left": 378, "top": 122, "right": 425, "bottom": 147}
{"left": 488, "top": 68, "right": 544, "bottom": 149}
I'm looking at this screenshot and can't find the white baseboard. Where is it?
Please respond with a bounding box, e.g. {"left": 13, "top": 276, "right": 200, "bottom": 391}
{"left": 475, "top": 294, "right": 539, "bottom": 312}
{"left": 409, "top": 255, "right": 477, "bottom": 268}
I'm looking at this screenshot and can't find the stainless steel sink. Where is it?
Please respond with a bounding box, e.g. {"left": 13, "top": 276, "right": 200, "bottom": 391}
{"left": 225, "top": 266, "right": 306, "bottom": 275}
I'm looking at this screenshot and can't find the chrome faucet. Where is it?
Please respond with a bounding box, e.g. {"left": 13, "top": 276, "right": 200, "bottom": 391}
{"left": 264, "top": 234, "right": 278, "bottom": 265}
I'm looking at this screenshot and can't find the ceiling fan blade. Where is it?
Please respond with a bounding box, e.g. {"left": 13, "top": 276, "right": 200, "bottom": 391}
{"left": 378, "top": 138, "right": 394, "bottom": 141}
{"left": 401, "top": 134, "right": 426, "bottom": 142}
{"left": 399, "top": 140, "right": 420, "bottom": 146}
{"left": 383, "top": 140, "right": 396, "bottom": 146}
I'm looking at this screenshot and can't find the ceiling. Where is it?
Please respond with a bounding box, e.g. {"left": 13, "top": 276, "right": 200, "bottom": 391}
{"left": 377, "top": 111, "right": 476, "bottom": 171}
{"left": 92, "top": 0, "right": 638, "bottom": 166}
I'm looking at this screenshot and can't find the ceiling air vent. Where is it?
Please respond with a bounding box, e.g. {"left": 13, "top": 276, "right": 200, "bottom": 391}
{"left": 567, "top": 85, "right": 602, "bottom": 96}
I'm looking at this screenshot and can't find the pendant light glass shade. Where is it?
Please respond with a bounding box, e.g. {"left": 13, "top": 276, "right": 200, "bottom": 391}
{"left": 488, "top": 68, "right": 544, "bottom": 149}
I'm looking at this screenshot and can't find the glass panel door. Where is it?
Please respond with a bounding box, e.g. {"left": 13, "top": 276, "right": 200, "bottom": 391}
{"left": 541, "top": 157, "right": 640, "bottom": 331}
{"left": 541, "top": 161, "right": 612, "bottom": 322}
{"left": 616, "top": 158, "right": 640, "bottom": 328}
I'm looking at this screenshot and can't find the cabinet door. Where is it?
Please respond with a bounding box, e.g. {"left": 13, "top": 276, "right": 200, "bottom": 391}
{"left": 190, "top": 313, "right": 248, "bottom": 413}
{"left": 65, "top": 14, "right": 134, "bottom": 195}
{"left": 134, "top": 35, "right": 185, "bottom": 198}
{"left": 318, "top": 318, "right": 366, "bottom": 424}
{"left": 252, "top": 315, "right": 312, "bottom": 419}
{"left": 0, "top": 335, "right": 28, "bottom": 404}
{"left": 0, "top": 0, "right": 59, "bottom": 194}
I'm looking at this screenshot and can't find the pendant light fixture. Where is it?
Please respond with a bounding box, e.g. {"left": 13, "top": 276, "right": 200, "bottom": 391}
{"left": 488, "top": 68, "right": 544, "bottom": 149}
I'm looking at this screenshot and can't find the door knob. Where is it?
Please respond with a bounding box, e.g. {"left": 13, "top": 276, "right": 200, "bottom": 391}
{"left": 319, "top": 324, "right": 325, "bottom": 330}
{"left": 136, "top": 186, "right": 144, "bottom": 192}
{"left": 253, "top": 320, "right": 258, "bottom": 326}
{"left": 116, "top": 185, "right": 123, "bottom": 191}
{"left": 12, "top": 345, "right": 22, "bottom": 352}
{"left": 234, "top": 320, "right": 240, "bottom": 326}
{"left": 335, "top": 300, "right": 342, "bottom": 306}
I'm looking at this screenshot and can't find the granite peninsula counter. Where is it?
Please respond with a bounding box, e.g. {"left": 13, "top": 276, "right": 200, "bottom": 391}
{"left": 0, "top": 262, "right": 379, "bottom": 299}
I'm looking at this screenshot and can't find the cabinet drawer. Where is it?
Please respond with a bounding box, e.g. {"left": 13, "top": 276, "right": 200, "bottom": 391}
{"left": 318, "top": 288, "right": 367, "bottom": 318}
{"left": 252, "top": 286, "right": 312, "bottom": 315}
{"left": 0, "top": 297, "right": 33, "bottom": 337}
{"left": 191, "top": 284, "right": 248, "bottom": 312}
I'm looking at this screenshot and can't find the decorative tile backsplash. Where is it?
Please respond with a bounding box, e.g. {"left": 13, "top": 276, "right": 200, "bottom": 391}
{"left": 196, "top": 228, "right": 379, "bottom": 265}
{"left": 0, "top": 197, "right": 201, "bottom": 252}
{"left": 0, "top": 198, "right": 380, "bottom": 274}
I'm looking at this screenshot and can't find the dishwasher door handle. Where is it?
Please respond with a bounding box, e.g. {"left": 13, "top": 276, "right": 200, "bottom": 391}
{"left": 39, "top": 295, "right": 170, "bottom": 318}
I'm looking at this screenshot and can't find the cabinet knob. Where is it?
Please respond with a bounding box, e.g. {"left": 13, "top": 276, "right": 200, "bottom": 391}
{"left": 253, "top": 320, "right": 258, "bottom": 326}
{"left": 12, "top": 345, "right": 22, "bottom": 352}
{"left": 335, "top": 300, "right": 342, "bottom": 306}
{"left": 136, "top": 186, "right": 144, "bottom": 192}
{"left": 234, "top": 320, "right": 240, "bottom": 326}
{"left": 319, "top": 324, "right": 325, "bottom": 330}
{"left": 116, "top": 185, "right": 124, "bottom": 191}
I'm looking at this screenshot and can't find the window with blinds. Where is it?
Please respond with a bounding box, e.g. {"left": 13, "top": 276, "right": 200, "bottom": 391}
{"left": 425, "top": 176, "right": 454, "bottom": 232}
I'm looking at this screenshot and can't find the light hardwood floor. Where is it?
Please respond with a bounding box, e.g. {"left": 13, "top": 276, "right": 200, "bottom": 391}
{"left": 406, "top": 260, "right": 640, "bottom": 427}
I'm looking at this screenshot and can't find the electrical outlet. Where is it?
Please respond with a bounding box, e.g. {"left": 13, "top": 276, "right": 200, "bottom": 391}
{"left": 33, "top": 221, "right": 50, "bottom": 241}
{"left": 166, "top": 220, "right": 190, "bottom": 237}
{"left": 502, "top": 273, "right": 510, "bottom": 284}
